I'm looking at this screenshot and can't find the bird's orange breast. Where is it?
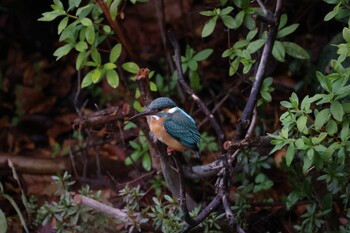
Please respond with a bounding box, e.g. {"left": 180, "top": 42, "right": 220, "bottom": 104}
{"left": 149, "top": 116, "right": 187, "bottom": 152}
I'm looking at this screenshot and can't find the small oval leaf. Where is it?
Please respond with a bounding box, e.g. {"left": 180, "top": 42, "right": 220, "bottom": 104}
{"left": 314, "top": 108, "right": 331, "bottom": 131}
{"left": 330, "top": 100, "right": 344, "bottom": 121}
{"left": 122, "top": 62, "right": 140, "bottom": 74}
{"left": 201, "top": 16, "right": 218, "bottom": 38}
{"left": 110, "top": 43, "right": 122, "bottom": 63}
{"left": 106, "top": 69, "right": 119, "bottom": 88}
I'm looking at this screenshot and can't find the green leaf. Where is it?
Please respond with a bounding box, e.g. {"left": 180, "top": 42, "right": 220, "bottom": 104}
{"left": 277, "top": 24, "right": 299, "bottom": 38}
{"left": 307, "top": 148, "right": 314, "bottom": 161}
{"left": 193, "top": 49, "right": 213, "bottom": 61}
{"left": 53, "top": 0, "right": 64, "bottom": 9}
{"left": 229, "top": 57, "right": 240, "bottom": 76}
{"left": 110, "top": 0, "right": 121, "bottom": 21}
{"left": 106, "top": 69, "right": 119, "bottom": 88}
{"left": 133, "top": 100, "right": 144, "bottom": 112}
{"left": 235, "top": 10, "right": 245, "bottom": 28}
{"left": 340, "top": 120, "right": 349, "bottom": 142}
{"left": 68, "top": 0, "right": 81, "bottom": 10}
{"left": 91, "top": 46, "right": 101, "bottom": 64}
{"left": 326, "top": 119, "right": 338, "bottom": 136}
{"left": 295, "top": 138, "right": 305, "bottom": 149}
{"left": 269, "top": 141, "right": 287, "bottom": 154}
{"left": 85, "top": 25, "right": 95, "bottom": 44}
{"left": 286, "top": 190, "right": 302, "bottom": 209}
{"left": 290, "top": 92, "right": 299, "bottom": 109}
{"left": 59, "top": 21, "right": 77, "bottom": 41}
{"left": 75, "top": 41, "right": 88, "bottom": 52}
{"left": 58, "top": 17, "right": 69, "bottom": 34}
{"left": 81, "top": 71, "right": 92, "bottom": 88}
{"left": 311, "top": 132, "right": 327, "bottom": 144}
{"left": 135, "top": 88, "right": 141, "bottom": 98}
{"left": 246, "top": 28, "right": 258, "bottom": 41}
{"left": 316, "top": 71, "right": 331, "bottom": 93}
{"left": 0, "top": 209, "right": 7, "bottom": 233}
{"left": 103, "top": 25, "right": 111, "bottom": 33}
{"left": 221, "top": 15, "right": 237, "bottom": 29}
{"left": 303, "top": 156, "right": 313, "bottom": 174}
{"left": 80, "top": 17, "right": 92, "bottom": 26}
{"left": 150, "top": 81, "right": 157, "bottom": 91}
{"left": 142, "top": 153, "right": 152, "bottom": 171}
{"left": 91, "top": 68, "right": 102, "bottom": 83}
{"left": 76, "top": 3, "right": 94, "bottom": 18}
{"left": 278, "top": 14, "right": 288, "bottom": 30}
{"left": 296, "top": 115, "right": 308, "bottom": 134}
{"left": 261, "top": 90, "right": 272, "bottom": 102}
{"left": 281, "top": 101, "right": 292, "bottom": 108}
{"left": 38, "top": 10, "right": 64, "bottom": 22}
{"left": 53, "top": 43, "right": 74, "bottom": 60}
{"left": 104, "top": 62, "right": 117, "bottom": 70}
{"left": 222, "top": 48, "right": 233, "bottom": 58}
{"left": 189, "top": 71, "right": 201, "bottom": 91}
{"left": 201, "top": 16, "right": 218, "bottom": 38}
{"left": 233, "top": 40, "right": 249, "bottom": 49}
{"left": 285, "top": 144, "right": 295, "bottom": 167}
{"left": 342, "top": 27, "right": 350, "bottom": 43}
{"left": 315, "top": 108, "right": 331, "bottom": 130}
{"left": 220, "top": 6, "right": 234, "bottom": 15}
{"left": 125, "top": 151, "right": 142, "bottom": 165}
{"left": 282, "top": 42, "right": 310, "bottom": 60}
{"left": 122, "top": 62, "right": 139, "bottom": 74}
{"left": 330, "top": 100, "right": 344, "bottom": 121}
{"left": 200, "top": 10, "right": 216, "bottom": 17}
{"left": 300, "top": 95, "right": 312, "bottom": 111}
{"left": 272, "top": 40, "right": 285, "bottom": 62}
{"left": 110, "top": 43, "right": 122, "bottom": 63}
{"left": 324, "top": 7, "right": 339, "bottom": 21}
{"left": 246, "top": 39, "right": 266, "bottom": 54}
{"left": 188, "top": 60, "right": 198, "bottom": 71}
{"left": 242, "top": 61, "right": 253, "bottom": 74}
{"left": 76, "top": 51, "right": 87, "bottom": 70}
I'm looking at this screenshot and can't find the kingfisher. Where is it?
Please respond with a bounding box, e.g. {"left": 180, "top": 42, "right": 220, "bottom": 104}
{"left": 130, "top": 97, "right": 201, "bottom": 158}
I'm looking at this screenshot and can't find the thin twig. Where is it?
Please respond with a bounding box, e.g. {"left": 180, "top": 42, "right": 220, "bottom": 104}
{"left": 256, "top": 0, "right": 269, "bottom": 15}
{"left": 235, "top": 0, "right": 282, "bottom": 140}
{"left": 167, "top": 31, "right": 225, "bottom": 142}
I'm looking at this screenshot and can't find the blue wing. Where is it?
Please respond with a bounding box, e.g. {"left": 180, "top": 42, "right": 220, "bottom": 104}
{"left": 163, "top": 108, "right": 200, "bottom": 153}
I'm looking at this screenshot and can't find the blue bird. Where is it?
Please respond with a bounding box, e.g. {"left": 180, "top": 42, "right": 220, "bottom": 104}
{"left": 130, "top": 97, "right": 201, "bottom": 158}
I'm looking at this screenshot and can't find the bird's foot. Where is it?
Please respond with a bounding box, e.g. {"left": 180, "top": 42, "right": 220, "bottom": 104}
{"left": 167, "top": 147, "right": 176, "bottom": 155}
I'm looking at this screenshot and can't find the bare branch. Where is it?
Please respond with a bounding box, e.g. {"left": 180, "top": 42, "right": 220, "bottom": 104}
{"left": 73, "top": 194, "right": 129, "bottom": 222}
{"left": 235, "top": 0, "right": 282, "bottom": 140}
{"left": 0, "top": 153, "right": 69, "bottom": 175}
{"left": 167, "top": 31, "right": 225, "bottom": 142}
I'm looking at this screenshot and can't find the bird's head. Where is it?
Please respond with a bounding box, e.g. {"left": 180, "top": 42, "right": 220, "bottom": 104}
{"left": 129, "top": 97, "right": 178, "bottom": 120}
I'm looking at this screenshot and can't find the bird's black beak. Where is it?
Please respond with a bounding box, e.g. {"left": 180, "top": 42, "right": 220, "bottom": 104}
{"left": 129, "top": 109, "right": 158, "bottom": 120}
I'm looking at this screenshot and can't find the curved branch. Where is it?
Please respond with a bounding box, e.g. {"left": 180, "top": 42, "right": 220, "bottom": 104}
{"left": 235, "top": 0, "right": 282, "bottom": 140}
{"left": 167, "top": 31, "right": 225, "bottom": 142}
